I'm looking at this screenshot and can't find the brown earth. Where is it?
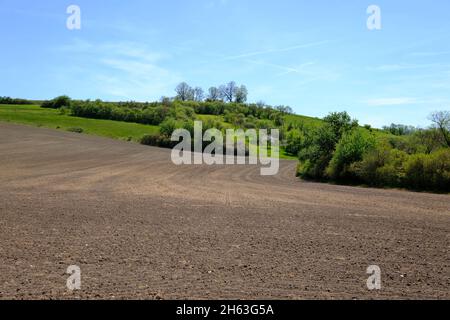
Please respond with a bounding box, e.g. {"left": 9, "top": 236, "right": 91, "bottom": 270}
{"left": 0, "top": 122, "right": 448, "bottom": 300}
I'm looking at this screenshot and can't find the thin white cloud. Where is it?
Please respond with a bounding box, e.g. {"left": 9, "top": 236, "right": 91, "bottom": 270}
{"left": 364, "top": 98, "right": 418, "bottom": 106}
{"left": 368, "top": 63, "right": 450, "bottom": 72}
{"left": 410, "top": 51, "right": 450, "bottom": 57}
{"left": 220, "top": 40, "right": 330, "bottom": 61}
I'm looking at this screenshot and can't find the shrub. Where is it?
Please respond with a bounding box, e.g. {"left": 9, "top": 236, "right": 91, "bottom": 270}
{"left": 404, "top": 149, "right": 450, "bottom": 191}
{"left": 351, "top": 142, "right": 408, "bottom": 187}
{"left": 323, "top": 111, "right": 358, "bottom": 143}
{"left": 285, "top": 129, "right": 307, "bottom": 156}
{"left": 67, "top": 127, "right": 84, "bottom": 133}
{"left": 326, "top": 129, "right": 375, "bottom": 181}
{"left": 159, "top": 118, "right": 180, "bottom": 137}
{"left": 0, "top": 97, "right": 31, "bottom": 105}
{"left": 42, "top": 95, "right": 71, "bottom": 109}
{"left": 297, "top": 125, "right": 336, "bottom": 179}
{"left": 140, "top": 134, "right": 176, "bottom": 148}
{"left": 410, "top": 128, "right": 447, "bottom": 154}
{"left": 58, "top": 106, "right": 71, "bottom": 115}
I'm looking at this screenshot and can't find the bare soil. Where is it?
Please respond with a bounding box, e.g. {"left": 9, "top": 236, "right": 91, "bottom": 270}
{"left": 0, "top": 123, "right": 448, "bottom": 299}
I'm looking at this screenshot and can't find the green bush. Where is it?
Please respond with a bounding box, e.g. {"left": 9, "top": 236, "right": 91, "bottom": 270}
{"left": 326, "top": 129, "right": 375, "bottom": 181}
{"left": 140, "top": 134, "right": 176, "bottom": 148}
{"left": 351, "top": 142, "right": 408, "bottom": 187}
{"left": 404, "top": 149, "right": 450, "bottom": 191}
{"left": 297, "top": 125, "right": 336, "bottom": 179}
{"left": 0, "top": 96, "right": 31, "bottom": 105}
{"left": 285, "top": 130, "right": 305, "bottom": 156}
{"left": 42, "top": 95, "right": 71, "bottom": 109}
{"left": 159, "top": 118, "right": 180, "bottom": 137}
{"left": 67, "top": 127, "right": 84, "bottom": 133}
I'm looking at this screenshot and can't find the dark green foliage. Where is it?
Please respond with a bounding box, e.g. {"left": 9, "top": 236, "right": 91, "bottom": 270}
{"left": 382, "top": 123, "right": 417, "bottom": 136}
{"left": 0, "top": 97, "right": 31, "bottom": 105}
{"left": 326, "top": 129, "right": 376, "bottom": 181}
{"left": 159, "top": 118, "right": 180, "bottom": 137}
{"left": 297, "top": 111, "right": 450, "bottom": 192}
{"left": 48, "top": 95, "right": 287, "bottom": 130}
{"left": 67, "top": 127, "right": 84, "bottom": 133}
{"left": 297, "top": 112, "right": 358, "bottom": 180}
{"left": 350, "top": 141, "right": 408, "bottom": 187}
{"left": 403, "top": 149, "right": 450, "bottom": 191}
{"left": 323, "top": 111, "right": 359, "bottom": 143}
{"left": 298, "top": 126, "right": 336, "bottom": 179}
{"left": 69, "top": 100, "right": 193, "bottom": 126}
{"left": 140, "top": 134, "right": 177, "bottom": 148}
{"left": 41, "top": 96, "right": 71, "bottom": 109}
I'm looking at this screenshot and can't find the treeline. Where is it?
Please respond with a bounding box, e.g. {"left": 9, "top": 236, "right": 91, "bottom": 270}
{"left": 173, "top": 81, "right": 249, "bottom": 103}
{"left": 40, "top": 94, "right": 290, "bottom": 129}
{"left": 287, "top": 111, "right": 450, "bottom": 192}
{"left": 0, "top": 96, "right": 32, "bottom": 105}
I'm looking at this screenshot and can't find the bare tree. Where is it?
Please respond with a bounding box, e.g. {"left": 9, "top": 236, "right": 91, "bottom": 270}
{"left": 429, "top": 110, "right": 450, "bottom": 147}
{"left": 175, "top": 82, "right": 194, "bottom": 101}
{"left": 235, "top": 85, "right": 248, "bottom": 103}
{"left": 207, "top": 87, "right": 221, "bottom": 101}
{"left": 220, "top": 81, "right": 237, "bottom": 103}
{"left": 193, "top": 87, "right": 204, "bottom": 102}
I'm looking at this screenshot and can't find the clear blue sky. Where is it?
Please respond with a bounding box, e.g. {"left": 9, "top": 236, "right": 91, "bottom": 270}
{"left": 1, "top": 0, "right": 450, "bottom": 127}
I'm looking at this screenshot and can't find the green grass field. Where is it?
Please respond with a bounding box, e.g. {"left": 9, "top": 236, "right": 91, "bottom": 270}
{"left": 0, "top": 104, "right": 297, "bottom": 159}
{"left": 284, "top": 113, "right": 323, "bottom": 129}
{"left": 0, "top": 104, "right": 159, "bottom": 142}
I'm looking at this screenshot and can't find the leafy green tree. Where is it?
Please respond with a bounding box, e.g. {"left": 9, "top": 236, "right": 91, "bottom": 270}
{"left": 326, "top": 129, "right": 375, "bottom": 180}
{"left": 323, "top": 111, "right": 358, "bottom": 143}
{"left": 41, "top": 95, "right": 71, "bottom": 109}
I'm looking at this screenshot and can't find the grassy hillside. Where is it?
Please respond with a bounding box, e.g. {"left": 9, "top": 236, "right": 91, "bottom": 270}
{"left": 284, "top": 113, "right": 323, "bottom": 129}
{"left": 0, "top": 104, "right": 159, "bottom": 141}
{"left": 0, "top": 104, "right": 296, "bottom": 159}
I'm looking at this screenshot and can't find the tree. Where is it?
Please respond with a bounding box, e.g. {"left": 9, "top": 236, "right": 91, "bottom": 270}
{"left": 429, "top": 111, "right": 450, "bottom": 147}
{"left": 382, "top": 123, "right": 416, "bottom": 136}
{"left": 41, "top": 95, "right": 71, "bottom": 109}
{"left": 323, "top": 111, "right": 359, "bottom": 143}
{"left": 193, "top": 87, "right": 204, "bottom": 102}
{"left": 276, "top": 105, "right": 293, "bottom": 114}
{"left": 235, "top": 85, "right": 248, "bottom": 103}
{"left": 326, "top": 129, "right": 375, "bottom": 180}
{"left": 207, "top": 87, "right": 221, "bottom": 101}
{"left": 175, "top": 82, "right": 194, "bottom": 101}
{"left": 220, "top": 81, "right": 237, "bottom": 102}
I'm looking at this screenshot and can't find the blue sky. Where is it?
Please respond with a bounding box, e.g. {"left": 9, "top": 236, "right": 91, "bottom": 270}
{"left": 1, "top": 0, "right": 450, "bottom": 127}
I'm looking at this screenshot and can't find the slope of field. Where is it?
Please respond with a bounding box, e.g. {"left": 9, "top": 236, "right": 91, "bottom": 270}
{"left": 0, "top": 104, "right": 159, "bottom": 141}
{"left": 0, "top": 123, "right": 448, "bottom": 300}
